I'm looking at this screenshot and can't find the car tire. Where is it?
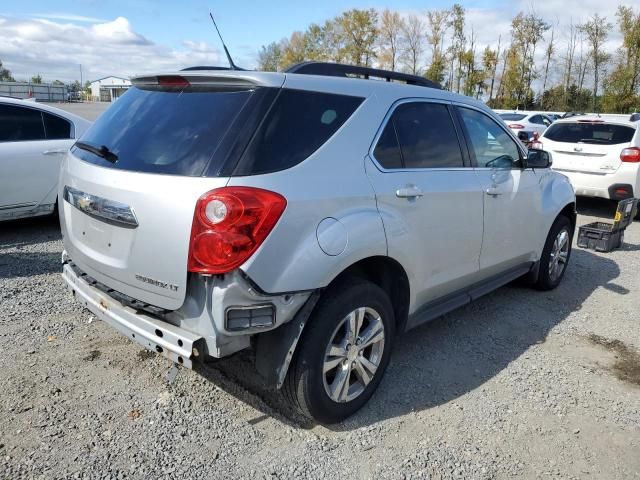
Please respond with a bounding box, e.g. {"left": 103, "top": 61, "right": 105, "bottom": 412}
{"left": 534, "top": 215, "right": 573, "bottom": 291}
{"left": 283, "top": 278, "right": 395, "bottom": 424}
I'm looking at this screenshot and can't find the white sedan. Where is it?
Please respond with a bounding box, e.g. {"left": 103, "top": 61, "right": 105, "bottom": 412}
{"left": 498, "top": 111, "right": 554, "bottom": 138}
{"left": 0, "top": 97, "right": 91, "bottom": 222}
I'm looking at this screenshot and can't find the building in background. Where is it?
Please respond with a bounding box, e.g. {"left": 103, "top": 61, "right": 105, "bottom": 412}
{"left": 89, "top": 76, "right": 131, "bottom": 102}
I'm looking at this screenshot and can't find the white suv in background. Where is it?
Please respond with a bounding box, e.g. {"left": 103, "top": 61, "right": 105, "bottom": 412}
{"left": 0, "top": 97, "right": 91, "bottom": 222}
{"left": 536, "top": 115, "right": 640, "bottom": 210}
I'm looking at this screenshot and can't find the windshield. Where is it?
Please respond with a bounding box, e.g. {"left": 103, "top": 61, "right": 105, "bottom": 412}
{"left": 544, "top": 122, "right": 636, "bottom": 145}
{"left": 499, "top": 113, "right": 526, "bottom": 121}
{"left": 72, "top": 86, "right": 264, "bottom": 176}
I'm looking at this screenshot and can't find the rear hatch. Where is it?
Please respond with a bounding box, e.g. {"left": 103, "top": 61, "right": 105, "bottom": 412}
{"left": 541, "top": 120, "right": 636, "bottom": 174}
{"left": 60, "top": 72, "right": 284, "bottom": 310}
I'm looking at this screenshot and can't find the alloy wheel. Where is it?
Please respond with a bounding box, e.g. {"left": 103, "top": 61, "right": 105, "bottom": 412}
{"left": 322, "top": 307, "right": 385, "bottom": 403}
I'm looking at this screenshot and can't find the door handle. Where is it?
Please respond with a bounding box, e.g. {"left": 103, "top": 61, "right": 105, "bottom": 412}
{"left": 396, "top": 186, "right": 424, "bottom": 199}
{"left": 42, "top": 149, "right": 67, "bottom": 155}
{"left": 485, "top": 186, "right": 502, "bottom": 197}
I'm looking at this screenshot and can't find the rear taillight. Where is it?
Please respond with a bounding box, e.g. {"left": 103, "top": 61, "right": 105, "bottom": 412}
{"left": 509, "top": 124, "right": 525, "bottom": 129}
{"left": 620, "top": 147, "right": 640, "bottom": 163}
{"left": 188, "top": 187, "right": 287, "bottom": 274}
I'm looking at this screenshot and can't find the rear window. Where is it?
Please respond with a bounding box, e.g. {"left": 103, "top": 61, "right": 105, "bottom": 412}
{"left": 232, "top": 89, "right": 363, "bottom": 175}
{"left": 72, "top": 86, "right": 260, "bottom": 176}
{"left": 43, "top": 112, "right": 71, "bottom": 139}
{"left": 499, "top": 113, "right": 526, "bottom": 121}
{"left": 544, "top": 122, "right": 635, "bottom": 145}
{"left": 0, "top": 104, "right": 45, "bottom": 141}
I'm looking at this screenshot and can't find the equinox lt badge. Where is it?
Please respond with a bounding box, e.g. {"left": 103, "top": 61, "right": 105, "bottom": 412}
{"left": 135, "top": 274, "right": 179, "bottom": 292}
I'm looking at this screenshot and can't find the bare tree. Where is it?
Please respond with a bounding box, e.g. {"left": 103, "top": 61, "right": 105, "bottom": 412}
{"left": 377, "top": 9, "right": 404, "bottom": 71}
{"left": 541, "top": 27, "right": 555, "bottom": 93}
{"left": 401, "top": 14, "right": 425, "bottom": 75}
{"left": 580, "top": 14, "right": 612, "bottom": 111}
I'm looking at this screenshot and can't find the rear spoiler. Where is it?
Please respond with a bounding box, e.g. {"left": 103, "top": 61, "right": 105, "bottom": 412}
{"left": 131, "top": 71, "right": 285, "bottom": 89}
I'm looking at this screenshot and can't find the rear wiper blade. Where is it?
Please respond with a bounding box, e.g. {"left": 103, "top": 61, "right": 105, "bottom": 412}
{"left": 75, "top": 141, "right": 118, "bottom": 164}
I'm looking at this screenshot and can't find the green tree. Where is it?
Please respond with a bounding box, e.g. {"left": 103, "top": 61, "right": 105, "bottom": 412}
{"left": 447, "top": 4, "right": 466, "bottom": 92}
{"left": 337, "top": 9, "right": 378, "bottom": 66}
{"left": 425, "top": 9, "right": 449, "bottom": 84}
{"left": 580, "top": 14, "right": 612, "bottom": 111}
{"left": 257, "top": 41, "right": 284, "bottom": 71}
{"left": 482, "top": 44, "right": 499, "bottom": 101}
{"left": 602, "top": 6, "right": 640, "bottom": 113}
{"left": 0, "top": 59, "right": 14, "bottom": 81}
{"left": 31, "top": 74, "right": 43, "bottom": 84}
{"left": 280, "top": 31, "right": 308, "bottom": 69}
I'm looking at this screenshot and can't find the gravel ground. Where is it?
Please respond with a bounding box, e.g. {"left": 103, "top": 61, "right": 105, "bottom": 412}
{"left": 1, "top": 198, "right": 639, "bottom": 479}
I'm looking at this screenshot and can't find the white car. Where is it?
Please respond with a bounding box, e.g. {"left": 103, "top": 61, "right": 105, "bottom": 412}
{"left": 499, "top": 112, "right": 554, "bottom": 137}
{"left": 0, "top": 97, "right": 91, "bottom": 221}
{"left": 535, "top": 115, "right": 639, "bottom": 210}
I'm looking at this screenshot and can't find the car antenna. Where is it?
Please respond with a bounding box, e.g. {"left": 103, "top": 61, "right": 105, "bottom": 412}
{"left": 209, "top": 11, "right": 242, "bottom": 70}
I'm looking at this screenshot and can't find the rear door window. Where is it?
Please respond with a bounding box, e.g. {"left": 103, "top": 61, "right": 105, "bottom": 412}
{"left": 0, "top": 104, "right": 46, "bottom": 142}
{"left": 373, "top": 121, "right": 403, "bottom": 169}
{"left": 43, "top": 112, "right": 72, "bottom": 139}
{"left": 373, "top": 102, "right": 464, "bottom": 169}
{"left": 544, "top": 122, "right": 635, "bottom": 145}
{"left": 233, "top": 89, "right": 364, "bottom": 175}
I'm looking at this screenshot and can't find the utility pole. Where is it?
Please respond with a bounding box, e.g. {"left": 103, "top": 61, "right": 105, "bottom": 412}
{"left": 79, "top": 64, "right": 83, "bottom": 88}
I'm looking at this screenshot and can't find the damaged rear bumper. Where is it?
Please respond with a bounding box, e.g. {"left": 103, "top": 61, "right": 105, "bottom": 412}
{"left": 62, "top": 262, "right": 202, "bottom": 368}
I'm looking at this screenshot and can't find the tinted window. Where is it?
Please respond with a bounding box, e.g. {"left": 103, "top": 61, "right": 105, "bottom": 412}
{"left": 459, "top": 108, "right": 521, "bottom": 168}
{"left": 43, "top": 112, "right": 71, "bottom": 139}
{"left": 544, "top": 122, "right": 635, "bottom": 145}
{"left": 235, "top": 89, "right": 363, "bottom": 175}
{"left": 373, "top": 121, "right": 403, "bottom": 169}
{"left": 73, "top": 86, "right": 257, "bottom": 176}
{"left": 388, "top": 102, "right": 463, "bottom": 169}
{"left": 0, "top": 104, "right": 45, "bottom": 142}
{"left": 529, "top": 115, "right": 543, "bottom": 125}
{"left": 499, "top": 113, "right": 526, "bottom": 121}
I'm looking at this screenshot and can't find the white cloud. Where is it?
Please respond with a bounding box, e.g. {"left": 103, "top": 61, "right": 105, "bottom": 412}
{"left": 32, "top": 13, "right": 108, "bottom": 23}
{"left": 0, "top": 16, "right": 220, "bottom": 83}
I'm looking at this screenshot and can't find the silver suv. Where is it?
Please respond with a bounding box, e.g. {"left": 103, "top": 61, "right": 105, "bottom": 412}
{"left": 59, "top": 63, "right": 576, "bottom": 423}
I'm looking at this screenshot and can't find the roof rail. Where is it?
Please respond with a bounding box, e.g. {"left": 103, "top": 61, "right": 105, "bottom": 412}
{"left": 285, "top": 62, "right": 441, "bottom": 89}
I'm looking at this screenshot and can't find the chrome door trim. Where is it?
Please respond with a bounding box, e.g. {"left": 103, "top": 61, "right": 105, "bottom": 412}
{"left": 63, "top": 186, "right": 139, "bottom": 228}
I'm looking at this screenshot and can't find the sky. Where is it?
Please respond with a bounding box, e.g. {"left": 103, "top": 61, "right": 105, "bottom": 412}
{"left": 0, "top": 0, "right": 627, "bottom": 84}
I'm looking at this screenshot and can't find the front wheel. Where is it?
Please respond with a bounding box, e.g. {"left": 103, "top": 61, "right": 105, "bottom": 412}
{"left": 283, "top": 279, "right": 395, "bottom": 424}
{"left": 535, "top": 215, "right": 573, "bottom": 290}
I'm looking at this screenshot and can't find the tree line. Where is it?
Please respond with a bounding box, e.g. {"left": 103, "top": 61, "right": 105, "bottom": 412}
{"left": 257, "top": 5, "right": 640, "bottom": 114}
{"left": 0, "top": 61, "right": 92, "bottom": 92}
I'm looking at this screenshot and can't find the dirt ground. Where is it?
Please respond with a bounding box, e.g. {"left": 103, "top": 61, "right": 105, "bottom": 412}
{"left": 1, "top": 194, "right": 639, "bottom": 479}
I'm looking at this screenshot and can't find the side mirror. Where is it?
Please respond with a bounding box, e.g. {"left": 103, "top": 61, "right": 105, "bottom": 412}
{"left": 526, "top": 149, "right": 552, "bottom": 168}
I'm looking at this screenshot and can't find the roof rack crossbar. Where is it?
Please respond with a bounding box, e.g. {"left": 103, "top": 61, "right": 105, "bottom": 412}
{"left": 285, "top": 62, "right": 441, "bottom": 89}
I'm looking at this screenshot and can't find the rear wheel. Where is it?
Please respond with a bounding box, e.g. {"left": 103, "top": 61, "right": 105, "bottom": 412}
{"left": 284, "top": 279, "right": 395, "bottom": 424}
{"left": 535, "top": 215, "right": 573, "bottom": 290}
